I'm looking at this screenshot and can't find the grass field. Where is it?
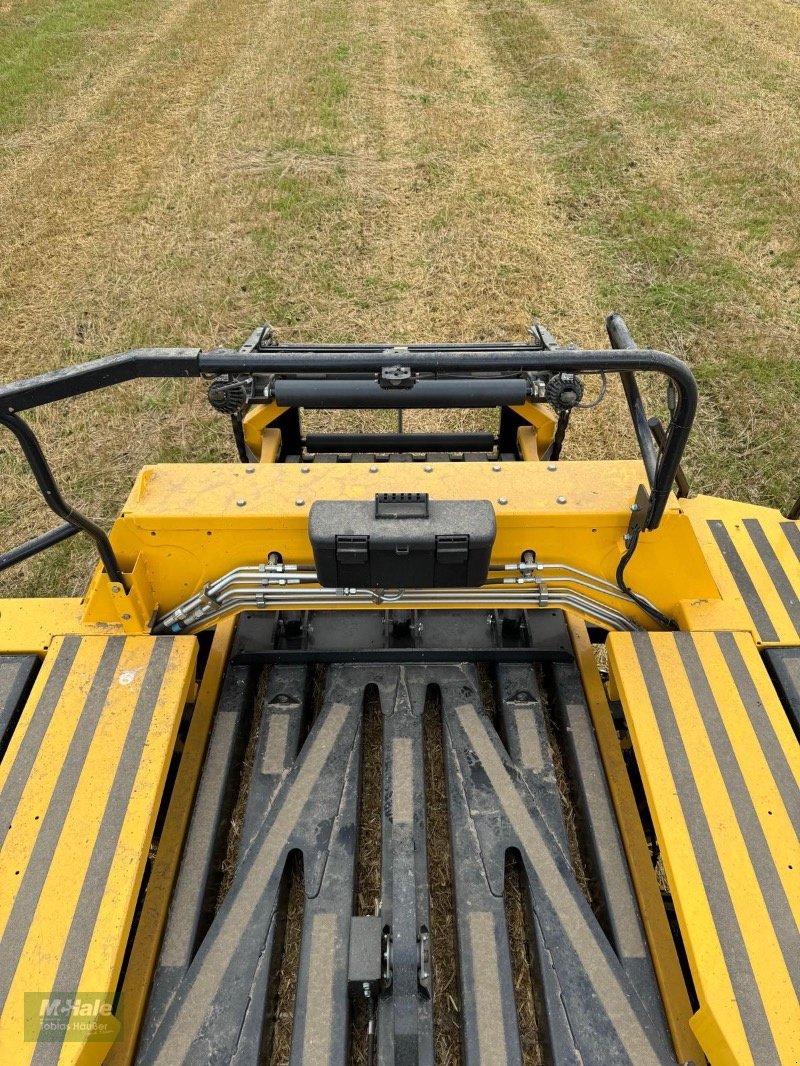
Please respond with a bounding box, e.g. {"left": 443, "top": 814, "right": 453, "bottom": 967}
{"left": 0, "top": 0, "right": 798, "bottom": 597}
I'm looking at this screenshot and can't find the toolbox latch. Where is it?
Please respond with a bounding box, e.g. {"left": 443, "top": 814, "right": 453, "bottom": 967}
{"left": 435, "top": 534, "right": 469, "bottom": 564}
{"left": 336, "top": 535, "right": 370, "bottom": 565}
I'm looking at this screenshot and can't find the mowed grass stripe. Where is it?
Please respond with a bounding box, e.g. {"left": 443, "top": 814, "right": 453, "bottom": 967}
{"left": 471, "top": 0, "right": 799, "bottom": 508}
{"left": 0, "top": 0, "right": 797, "bottom": 599}
{"left": 0, "top": 0, "right": 365, "bottom": 593}
{"left": 0, "top": 0, "right": 183, "bottom": 136}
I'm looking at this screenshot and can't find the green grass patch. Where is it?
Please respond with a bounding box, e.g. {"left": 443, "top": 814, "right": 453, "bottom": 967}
{"left": 472, "top": 0, "right": 797, "bottom": 507}
{"left": 0, "top": 0, "right": 152, "bottom": 133}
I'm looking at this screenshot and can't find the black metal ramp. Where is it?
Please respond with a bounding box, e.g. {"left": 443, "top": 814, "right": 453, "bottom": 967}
{"left": 138, "top": 614, "right": 675, "bottom": 1065}
{"left": 0, "top": 654, "right": 38, "bottom": 757}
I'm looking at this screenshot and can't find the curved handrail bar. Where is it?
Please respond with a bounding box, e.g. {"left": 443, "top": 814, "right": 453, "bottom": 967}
{"left": 0, "top": 328, "right": 697, "bottom": 588}
{"left": 0, "top": 410, "right": 127, "bottom": 586}
{"left": 0, "top": 348, "right": 200, "bottom": 414}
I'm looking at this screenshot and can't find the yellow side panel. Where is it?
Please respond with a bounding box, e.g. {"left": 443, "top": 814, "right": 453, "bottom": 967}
{"left": 0, "top": 634, "right": 197, "bottom": 1065}
{"left": 608, "top": 630, "right": 800, "bottom": 1066}
{"left": 90, "top": 459, "right": 717, "bottom": 622}
{"left": 0, "top": 600, "right": 124, "bottom": 656}
{"left": 104, "top": 620, "right": 236, "bottom": 1066}
{"left": 679, "top": 497, "right": 800, "bottom": 646}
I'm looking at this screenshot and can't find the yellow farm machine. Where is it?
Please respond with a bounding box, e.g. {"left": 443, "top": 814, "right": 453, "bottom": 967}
{"left": 0, "top": 315, "right": 797, "bottom": 1064}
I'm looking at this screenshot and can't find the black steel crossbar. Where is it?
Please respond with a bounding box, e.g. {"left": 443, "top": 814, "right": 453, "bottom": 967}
{"left": 0, "top": 523, "right": 78, "bottom": 574}
{"left": 304, "top": 432, "right": 496, "bottom": 454}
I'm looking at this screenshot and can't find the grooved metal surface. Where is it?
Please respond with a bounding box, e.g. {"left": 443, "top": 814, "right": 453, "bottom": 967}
{"left": 608, "top": 629, "right": 800, "bottom": 1066}
{"left": 0, "top": 634, "right": 196, "bottom": 1066}
{"left": 138, "top": 648, "right": 672, "bottom": 1065}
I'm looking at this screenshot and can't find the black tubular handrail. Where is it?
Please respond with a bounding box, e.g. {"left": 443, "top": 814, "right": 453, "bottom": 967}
{"left": 0, "top": 348, "right": 200, "bottom": 414}
{"left": 0, "top": 325, "right": 698, "bottom": 586}
{"left": 605, "top": 314, "right": 661, "bottom": 487}
{"left": 0, "top": 410, "right": 128, "bottom": 587}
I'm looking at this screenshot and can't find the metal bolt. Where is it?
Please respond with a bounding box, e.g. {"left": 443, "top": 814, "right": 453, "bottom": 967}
{"left": 498, "top": 497, "right": 508, "bottom": 505}
{"left": 557, "top": 496, "right": 567, "bottom": 505}
{"left": 623, "top": 533, "right": 632, "bottom": 544}
{"left": 121, "top": 613, "right": 131, "bottom": 621}
{"left": 295, "top": 498, "right": 305, "bottom": 506}
{"left": 424, "top": 465, "right": 433, "bottom": 473}
{"left": 111, "top": 585, "right": 120, "bottom": 593}
{"left": 492, "top": 464, "right": 501, "bottom": 472}
{"left": 301, "top": 466, "right": 310, "bottom": 473}
{"left": 245, "top": 466, "right": 255, "bottom": 474}
{"left": 369, "top": 466, "right": 379, "bottom": 473}
{"left": 236, "top": 499, "right": 246, "bottom": 507}
{"left": 547, "top": 464, "right": 557, "bottom": 471}
{"left": 630, "top": 503, "right": 639, "bottom": 512}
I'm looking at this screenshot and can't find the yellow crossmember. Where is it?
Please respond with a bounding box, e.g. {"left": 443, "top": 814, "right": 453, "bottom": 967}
{"left": 0, "top": 634, "right": 196, "bottom": 1066}
{"left": 608, "top": 630, "right": 800, "bottom": 1066}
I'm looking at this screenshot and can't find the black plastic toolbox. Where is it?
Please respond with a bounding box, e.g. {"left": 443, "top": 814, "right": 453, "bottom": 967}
{"left": 308, "top": 493, "right": 496, "bottom": 588}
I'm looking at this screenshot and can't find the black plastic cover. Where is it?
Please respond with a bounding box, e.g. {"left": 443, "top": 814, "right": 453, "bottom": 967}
{"left": 347, "top": 916, "right": 384, "bottom": 997}
{"left": 308, "top": 497, "right": 496, "bottom": 588}
{"left": 0, "top": 655, "right": 39, "bottom": 758}
{"left": 763, "top": 647, "right": 800, "bottom": 738}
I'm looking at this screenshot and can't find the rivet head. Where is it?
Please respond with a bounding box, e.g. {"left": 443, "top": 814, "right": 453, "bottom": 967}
{"left": 245, "top": 466, "right": 255, "bottom": 474}
{"left": 295, "top": 498, "right": 305, "bottom": 506}
{"left": 557, "top": 496, "right": 567, "bottom": 504}
{"left": 121, "top": 613, "right": 131, "bottom": 621}
{"left": 424, "top": 465, "right": 433, "bottom": 473}
{"left": 301, "top": 466, "right": 310, "bottom": 473}
{"left": 236, "top": 499, "right": 247, "bottom": 507}
{"left": 498, "top": 497, "right": 508, "bottom": 505}
{"left": 492, "top": 464, "right": 501, "bottom": 472}
{"left": 547, "top": 463, "right": 557, "bottom": 472}
{"left": 630, "top": 503, "right": 640, "bottom": 512}
{"left": 369, "top": 466, "right": 379, "bottom": 473}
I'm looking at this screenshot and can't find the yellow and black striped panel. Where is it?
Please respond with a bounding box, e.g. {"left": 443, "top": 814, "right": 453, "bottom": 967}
{"left": 0, "top": 634, "right": 196, "bottom": 1066}
{"left": 607, "top": 630, "right": 800, "bottom": 1066}
{"left": 704, "top": 513, "right": 800, "bottom": 645}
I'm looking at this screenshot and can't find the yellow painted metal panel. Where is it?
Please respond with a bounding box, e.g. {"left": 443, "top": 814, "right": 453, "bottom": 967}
{"left": 122, "top": 459, "right": 650, "bottom": 519}
{"left": 608, "top": 630, "right": 800, "bottom": 1066}
{"left": 81, "top": 460, "right": 718, "bottom": 628}
{"left": 259, "top": 427, "right": 281, "bottom": 464}
{"left": 0, "top": 634, "right": 196, "bottom": 1065}
{"left": 104, "top": 620, "right": 235, "bottom": 1066}
{"left": 566, "top": 617, "right": 705, "bottom": 1066}
{"left": 679, "top": 497, "right": 800, "bottom": 645}
{"left": 516, "top": 425, "right": 539, "bottom": 461}
{"left": 508, "top": 401, "right": 557, "bottom": 454}
{"left": 0, "top": 600, "right": 124, "bottom": 656}
{"left": 241, "top": 402, "right": 287, "bottom": 458}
